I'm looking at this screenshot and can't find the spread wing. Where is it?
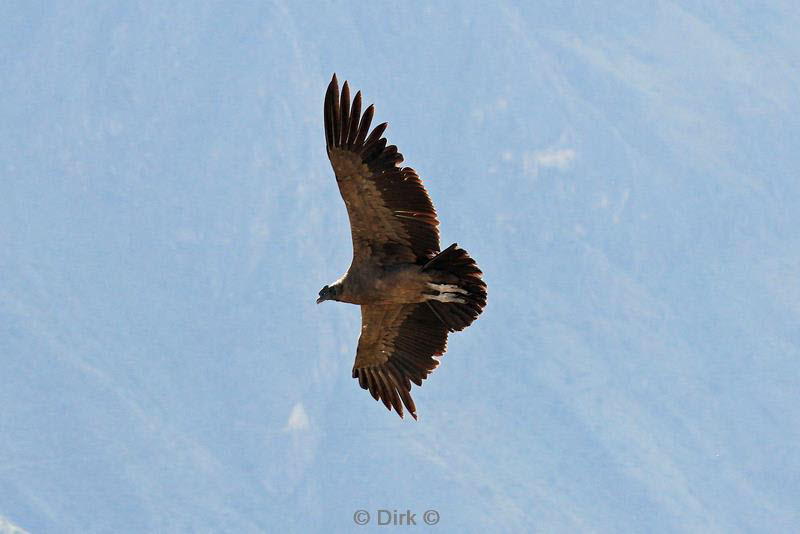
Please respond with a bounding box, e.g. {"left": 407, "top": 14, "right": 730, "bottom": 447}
{"left": 324, "top": 74, "right": 440, "bottom": 263}
{"left": 352, "top": 304, "right": 450, "bottom": 419}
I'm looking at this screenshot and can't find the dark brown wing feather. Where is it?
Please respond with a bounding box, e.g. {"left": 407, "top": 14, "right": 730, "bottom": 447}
{"left": 325, "top": 74, "right": 440, "bottom": 263}
{"left": 352, "top": 303, "right": 450, "bottom": 419}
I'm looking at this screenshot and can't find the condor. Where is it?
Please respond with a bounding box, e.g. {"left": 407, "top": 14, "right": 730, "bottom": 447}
{"left": 318, "top": 74, "right": 487, "bottom": 419}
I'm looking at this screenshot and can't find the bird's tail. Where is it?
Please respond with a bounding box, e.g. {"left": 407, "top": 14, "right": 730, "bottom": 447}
{"left": 422, "top": 243, "right": 487, "bottom": 332}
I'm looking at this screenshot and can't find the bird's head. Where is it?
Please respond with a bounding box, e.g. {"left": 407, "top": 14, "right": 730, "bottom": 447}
{"left": 316, "top": 283, "right": 341, "bottom": 304}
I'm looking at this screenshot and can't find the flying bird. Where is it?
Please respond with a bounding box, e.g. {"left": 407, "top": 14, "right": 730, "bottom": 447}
{"left": 318, "top": 74, "right": 487, "bottom": 419}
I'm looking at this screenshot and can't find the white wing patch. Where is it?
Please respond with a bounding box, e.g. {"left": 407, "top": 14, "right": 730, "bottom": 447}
{"left": 426, "top": 283, "right": 467, "bottom": 303}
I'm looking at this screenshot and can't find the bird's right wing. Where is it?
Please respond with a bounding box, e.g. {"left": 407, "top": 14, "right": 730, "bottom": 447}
{"left": 352, "top": 303, "right": 450, "bottom": 419}
{"left": 324, "top": 74, "right": 440, "bottom": 264}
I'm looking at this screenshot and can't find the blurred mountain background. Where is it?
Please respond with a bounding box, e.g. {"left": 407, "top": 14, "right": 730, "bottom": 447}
{"left": 2, "top": 1, "right": 798, "bottom": 532}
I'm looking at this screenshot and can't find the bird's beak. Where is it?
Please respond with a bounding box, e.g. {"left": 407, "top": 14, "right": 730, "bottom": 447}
{"left": 316, "top": 296, "right": 325, "bottom": 304}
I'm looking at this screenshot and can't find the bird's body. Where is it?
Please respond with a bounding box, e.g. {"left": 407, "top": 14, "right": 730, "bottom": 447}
{"left": 334, "top": 262, "right": 432, "bottom": 306}
{"left": 318, "top": 74, "right": 487, "bottom": 419}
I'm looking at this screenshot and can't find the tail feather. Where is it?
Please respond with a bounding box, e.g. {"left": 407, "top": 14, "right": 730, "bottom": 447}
{"left": 423, "top": 243, "right": 487, "bottom": 332}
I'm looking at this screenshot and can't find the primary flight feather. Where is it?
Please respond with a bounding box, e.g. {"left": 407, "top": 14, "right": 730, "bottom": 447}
{"left": 318, "top": 74, "right": 487, "bottom": 419}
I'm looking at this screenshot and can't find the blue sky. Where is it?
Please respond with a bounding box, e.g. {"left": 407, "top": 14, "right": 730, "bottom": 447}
{"left": 2, "top": 2, "right": 799, "bottom": 532}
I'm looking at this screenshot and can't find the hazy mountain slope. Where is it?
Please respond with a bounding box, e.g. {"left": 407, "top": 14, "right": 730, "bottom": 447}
{"left": 1, "top": 2, "right": 798, "bottom": 532}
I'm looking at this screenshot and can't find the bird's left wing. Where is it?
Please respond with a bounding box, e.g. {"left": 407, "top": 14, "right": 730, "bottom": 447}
{"left": 353, "top": 303, "right": 450, "bottom": 419}
{"left": 325, "top": 74, "right": 440, "bottom": 264}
